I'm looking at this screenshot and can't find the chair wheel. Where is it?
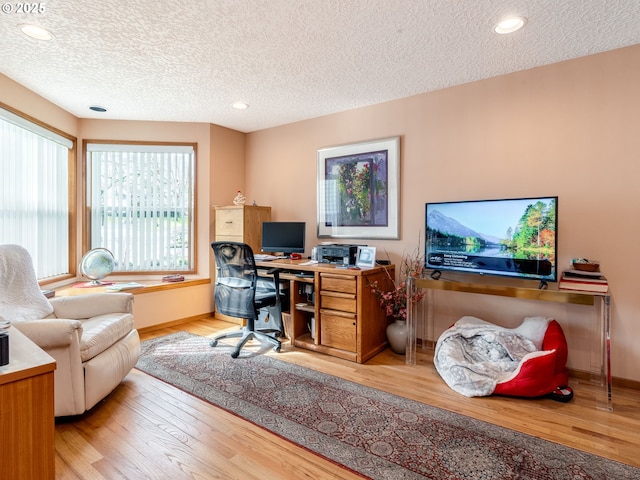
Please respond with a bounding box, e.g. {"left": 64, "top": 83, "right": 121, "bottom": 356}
{"left": 210, "top": 340, "right": 218, "bottom": 347}
{"left": 231, "top": 350, "right": 240, "bottom": 358}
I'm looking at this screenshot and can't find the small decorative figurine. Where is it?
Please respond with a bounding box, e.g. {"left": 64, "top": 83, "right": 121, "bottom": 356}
{"left": 233, "top": 190, "right": 246, "bottom": 206}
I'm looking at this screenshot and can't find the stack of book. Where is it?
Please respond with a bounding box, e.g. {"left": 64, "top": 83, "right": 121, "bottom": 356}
{"left": 558, "top": 269, "right": 608, "bottom": 293}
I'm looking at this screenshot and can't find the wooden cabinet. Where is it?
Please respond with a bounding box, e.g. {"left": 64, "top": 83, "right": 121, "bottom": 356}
{"left": 319, "top": 273, "right": 357, "bottom": 351}
{"left": 214, "top": 205, "right": 271, "bottom": 253}
{"left": 0, "top": 327, "right": 56, "bottom": 480}
{"left": 320, "top": 310, "right": 356, "bottom": 351}
{"left": 256, "top": 259, "right": 395, "bottom": 363}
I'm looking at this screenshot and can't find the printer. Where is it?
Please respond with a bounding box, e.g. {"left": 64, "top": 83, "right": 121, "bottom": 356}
{"left": 315, "top": 244, "right": 364, "bottom": 265}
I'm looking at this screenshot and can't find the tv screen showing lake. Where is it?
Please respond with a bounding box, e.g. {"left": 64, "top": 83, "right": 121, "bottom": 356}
{"left": 425, "top": 197, "right": 557, "bottom": 280}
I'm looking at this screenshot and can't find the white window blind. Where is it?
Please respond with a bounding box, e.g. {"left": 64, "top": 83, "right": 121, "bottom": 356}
{"left": 0, "top": 107, "right": 71, "bottom": 279}
{"left": 86, "top": 143, "right": 195, "bottom": 272}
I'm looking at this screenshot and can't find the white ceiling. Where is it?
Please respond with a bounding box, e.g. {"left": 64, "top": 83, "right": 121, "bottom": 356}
{"left": 1, "top": 1, "right": 640, "bottom": 133}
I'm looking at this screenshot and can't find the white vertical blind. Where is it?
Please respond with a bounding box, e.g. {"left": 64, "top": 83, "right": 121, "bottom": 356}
{"left": 0, "top": 108, "right": 71, "bottom": 279}
{"left": 87, "top": 143, "right": 195, "bottom": 272}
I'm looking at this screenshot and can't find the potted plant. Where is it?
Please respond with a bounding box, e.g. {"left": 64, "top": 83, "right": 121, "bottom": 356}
{"left": 370, "top": 243, "right": 426, "bottom": 354}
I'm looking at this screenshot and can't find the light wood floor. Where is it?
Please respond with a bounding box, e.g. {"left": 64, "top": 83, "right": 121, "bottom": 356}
{"left": 54, "top": 317, "right": 640, "bottom": 479}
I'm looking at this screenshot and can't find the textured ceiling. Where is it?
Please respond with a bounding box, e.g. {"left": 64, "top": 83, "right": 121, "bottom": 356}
{"left": 1, "top": 1, "right": 640, "bottom": 132}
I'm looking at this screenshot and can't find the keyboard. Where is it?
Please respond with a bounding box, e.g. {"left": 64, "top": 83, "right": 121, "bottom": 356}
{"left": 254, "top": 254, "right": 278, "bottom": 261}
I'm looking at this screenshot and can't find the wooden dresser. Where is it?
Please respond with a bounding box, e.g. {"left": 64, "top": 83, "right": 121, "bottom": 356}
{"left": 214, "top": 205, "right": 271, "bottom": 253}
{"left": 0, "top": 327, "right": 56, "bottom": 479}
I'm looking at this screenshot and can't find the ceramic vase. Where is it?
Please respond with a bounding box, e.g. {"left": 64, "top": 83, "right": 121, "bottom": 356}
{"left": 386, "top": 318, "right": 407, "bottom": 355}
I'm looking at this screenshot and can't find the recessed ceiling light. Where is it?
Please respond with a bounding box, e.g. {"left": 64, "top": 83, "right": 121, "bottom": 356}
{"left": 232, "top": 102, "right": 249, "bottom": 110}
{"left": 89, "top": 106, "right": 107, "bottom": 113}
{"left": 20, "top": 24, "right": 54, "bottom": 41}
{"left": 494, "top": 16, "right": 526, "bottom": 34}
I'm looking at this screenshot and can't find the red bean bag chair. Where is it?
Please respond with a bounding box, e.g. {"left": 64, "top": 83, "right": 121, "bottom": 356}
{"left": 494, "top": 318, "right": 569, "bottom": 397}
{"left": 434, "top": 316, "right": 572, "bottom": 401}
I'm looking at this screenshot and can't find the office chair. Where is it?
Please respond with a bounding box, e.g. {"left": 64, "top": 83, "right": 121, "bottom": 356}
{"left": 210, "top": 241, "right": 283, "bottom": 358}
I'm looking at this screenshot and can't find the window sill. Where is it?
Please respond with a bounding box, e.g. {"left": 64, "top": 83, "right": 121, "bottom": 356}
{"left": 54, "top": 278, "right": 210, "bottom": 297}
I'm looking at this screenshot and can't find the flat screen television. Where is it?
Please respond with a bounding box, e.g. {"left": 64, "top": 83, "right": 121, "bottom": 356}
{"left": 261, "top": 221, "right": 306, "bottom": 256}
{"left": 425, "top": 196, "right": 558, "bottom": 283}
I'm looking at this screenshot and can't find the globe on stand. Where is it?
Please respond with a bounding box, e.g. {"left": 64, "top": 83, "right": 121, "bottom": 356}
{"left": 79, "top": 248, "right": 115, "bottom": 286}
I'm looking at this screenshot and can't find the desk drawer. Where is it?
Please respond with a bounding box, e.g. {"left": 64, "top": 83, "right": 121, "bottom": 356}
{"left": 216, "top": 209, "right": 244, "bottom": 236}
{"left": 320, "top": 311, "right": 356, "bottom": 352}
{"left": 320, "top": 291, "right": 356, "bottom": 313}
{"left": 320, "top": 274, "right": 356, "bottom": 294}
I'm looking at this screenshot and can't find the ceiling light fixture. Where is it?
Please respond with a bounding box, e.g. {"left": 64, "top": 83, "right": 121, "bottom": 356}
{"left": 494, "top": 16, "right": 526, "bottom": 34}
{"left": 89, "top": 106, "right": 107, "bottom": 112}
{"left": 232, "top": 102, "right": 249, "bottom": 110}
{"left": 20, "top": 24, "right": 54, "bottom": 41}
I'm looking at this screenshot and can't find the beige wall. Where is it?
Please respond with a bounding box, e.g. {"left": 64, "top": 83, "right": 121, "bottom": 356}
{"left": 210, "top": 123, "right": 246, "bottom": 205}
{"left": 208, "top": 123, "right": 247, "bottom": 289}
{"left": 0, "top": 74, "right": 79, "bottom": 136}
{"left": 2, "top": 43, "right": 639, "bottom": 381}
{"left": 245, "top": 44, "right": 640, "bottom": 382}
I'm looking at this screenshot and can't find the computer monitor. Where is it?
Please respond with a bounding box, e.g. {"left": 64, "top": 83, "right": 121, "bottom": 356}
{"left": 261, "top": 222, "right": 306, "bottom": 256}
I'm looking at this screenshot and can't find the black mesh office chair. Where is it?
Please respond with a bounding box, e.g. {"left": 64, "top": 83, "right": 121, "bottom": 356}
{"left": 210, "top": 241, "right": 283, "bottom": 358}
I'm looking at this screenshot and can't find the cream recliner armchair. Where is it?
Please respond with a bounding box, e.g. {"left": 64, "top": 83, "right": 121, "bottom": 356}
{"left": 0, "top": 244, "right": 140, "bottom": 417}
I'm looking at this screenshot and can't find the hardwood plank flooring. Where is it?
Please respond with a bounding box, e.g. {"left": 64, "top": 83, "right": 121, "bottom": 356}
{"left": 54, "top": 317, "right": 640, "bottom": 479}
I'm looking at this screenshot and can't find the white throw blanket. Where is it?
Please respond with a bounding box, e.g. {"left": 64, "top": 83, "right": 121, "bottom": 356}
{"left": 434, "top": 316, "right": 551, "bottom": 397}
{"left": 0, "top": 244, "right": 54, "bottom": 322}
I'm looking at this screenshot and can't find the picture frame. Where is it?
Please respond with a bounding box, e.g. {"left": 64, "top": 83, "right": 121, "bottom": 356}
{"left": 317, "top": 136, "right": 400, "bottom": 239}
{"left": 356, "top": 246, "right": 377, "bottom": 268}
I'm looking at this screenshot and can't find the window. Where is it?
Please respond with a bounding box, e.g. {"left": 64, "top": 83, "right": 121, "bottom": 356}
{"left": 0, "top": 106, "right": 74, "bottom": 280}
{"left": 86, "top": 142, "right": 196, "bottom": 273}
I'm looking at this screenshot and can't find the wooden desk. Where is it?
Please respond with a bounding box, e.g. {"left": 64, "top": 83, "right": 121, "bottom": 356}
{"left": 0, "top": 327, "right": 56, "bottom": 479}
{"left": 256, "top": 259, "right": 395, "bottom": 363}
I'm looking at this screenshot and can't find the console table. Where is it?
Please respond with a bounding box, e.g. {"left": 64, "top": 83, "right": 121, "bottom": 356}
{"left": 0, "top": 327, "right": 56, "bottom": 479}
{"left": 256, "top": 259, "right": 395, "bottom": 363}
{"left": 407, "top": 277, "right": 612, "bottom": 411}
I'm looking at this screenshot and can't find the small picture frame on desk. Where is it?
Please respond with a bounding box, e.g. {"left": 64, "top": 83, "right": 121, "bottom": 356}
{"left": 356, "top": 246, "right": 376, "bottom": 268}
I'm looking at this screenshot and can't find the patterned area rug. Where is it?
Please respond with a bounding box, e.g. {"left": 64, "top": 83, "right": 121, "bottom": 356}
{"left": 136, "top": 332, "right": 638, "bottom": 480}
